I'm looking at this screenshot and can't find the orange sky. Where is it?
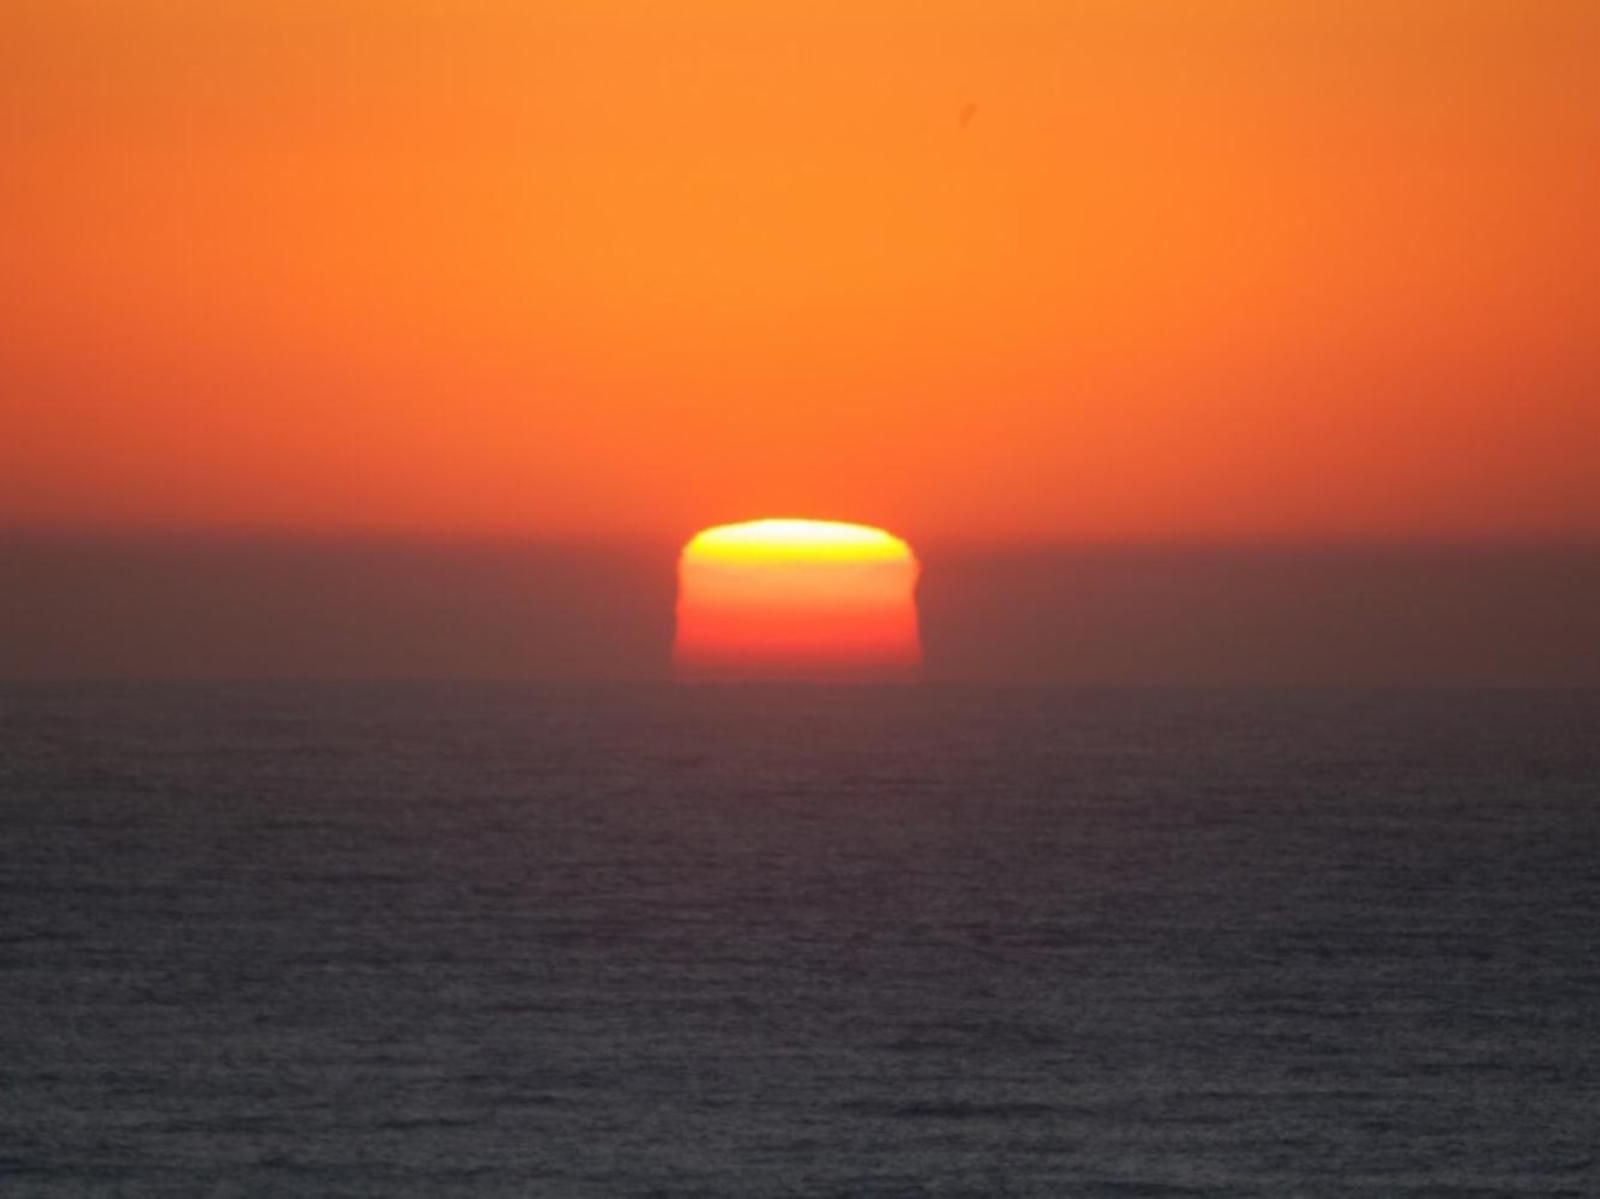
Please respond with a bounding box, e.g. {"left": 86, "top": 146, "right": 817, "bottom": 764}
{"left": 4, "top": 1, "right": 1598, "bottom": 545}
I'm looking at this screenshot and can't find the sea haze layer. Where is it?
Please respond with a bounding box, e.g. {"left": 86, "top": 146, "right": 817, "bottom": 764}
{"left": 6, "top": 534, "right": 1600, "bottom": 685}
{"left": 1, "top": 683, "right": 1597, "bottom": 1196}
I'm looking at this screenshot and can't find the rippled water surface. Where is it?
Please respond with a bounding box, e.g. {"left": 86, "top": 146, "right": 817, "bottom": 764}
{"left": 2, "top": 683, "right": 1597, "bottom": 1196}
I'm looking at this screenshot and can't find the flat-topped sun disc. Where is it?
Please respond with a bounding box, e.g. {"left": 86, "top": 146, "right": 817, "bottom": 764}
{"left": 674, "top": 519, "right": 921, "bottom": 681}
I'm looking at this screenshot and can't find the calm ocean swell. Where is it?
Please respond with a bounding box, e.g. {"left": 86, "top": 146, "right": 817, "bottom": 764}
{"left": 0, "top": 683, "right": 1596, "bottom": 1197}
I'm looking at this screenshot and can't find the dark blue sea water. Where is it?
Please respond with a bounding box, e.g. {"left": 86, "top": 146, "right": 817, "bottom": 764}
{"left": 1, "top": 683, "right": 1596, "bottom": 1197}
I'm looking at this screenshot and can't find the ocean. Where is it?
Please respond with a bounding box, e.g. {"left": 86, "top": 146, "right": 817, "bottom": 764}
{"left": 1, "top": 683, "right": 1596, "bottom": 1196}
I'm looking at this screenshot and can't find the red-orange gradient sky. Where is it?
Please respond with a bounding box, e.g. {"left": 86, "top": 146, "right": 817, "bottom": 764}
{"left": 4, "top": 1, "right": 1598, "bottom": 544}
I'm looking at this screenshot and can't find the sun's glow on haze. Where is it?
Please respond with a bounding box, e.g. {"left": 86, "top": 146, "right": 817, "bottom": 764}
{"left": 675, "top": 519, "right": 921, "bottom": 680}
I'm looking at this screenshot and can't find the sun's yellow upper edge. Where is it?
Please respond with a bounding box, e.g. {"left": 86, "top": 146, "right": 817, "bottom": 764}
{"left": 683, "top": 518, "right": 913, "bottom": 562}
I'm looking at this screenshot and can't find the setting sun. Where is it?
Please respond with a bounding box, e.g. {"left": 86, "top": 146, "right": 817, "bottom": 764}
{"left": 675, "top": 519, "right": 921, "bottom": 680}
